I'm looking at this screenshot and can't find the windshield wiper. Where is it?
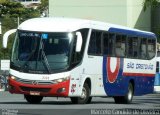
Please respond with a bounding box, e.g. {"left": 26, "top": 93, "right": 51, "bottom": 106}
{"left": 39, "top": 38, "right": 52, "bottom": 74}
{"left": 41, "top": 49, "right": 52, "bottom": 74}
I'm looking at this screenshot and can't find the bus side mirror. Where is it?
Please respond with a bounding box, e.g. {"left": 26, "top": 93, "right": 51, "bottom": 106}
{"left": 3, "top": 29, "right": 16, "bottom": 48}
{"left": 76, "top": 32, "right": 83, "bottom": 52}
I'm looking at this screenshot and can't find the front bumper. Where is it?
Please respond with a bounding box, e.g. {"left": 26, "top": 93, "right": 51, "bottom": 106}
{"left": 8, "top": 77, "right": 70, "bottom": 97}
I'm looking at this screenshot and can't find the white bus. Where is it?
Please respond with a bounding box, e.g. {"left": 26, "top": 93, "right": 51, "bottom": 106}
{"left": 3, "top": 17, "right": 156, "bottom": 104}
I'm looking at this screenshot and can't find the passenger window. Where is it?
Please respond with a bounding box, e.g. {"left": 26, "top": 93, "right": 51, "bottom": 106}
{"left": 127, "top": 37, "right": 138, "bottom": 58}
{"left": 133, "top": 38, "right": 138, "bottom": 58}
{"left": 103, "top": 33, "right": 115, "bottom": 56}
{"left": 115, "top": 35, "right": 126, "bottom": 57}
{"left": 140, "top": 39, "right": 147, "bottom": 59}
{"left": 148, "top": 39, "right": 156, "bottom": 59}
{"left": 156, "top": 62, "right": 159, "bottom": 73}
{"left": 70, "top": 29, "right": 89, "bottom": 69}
{"left": 127, "top": 38, "right": 133, "bottom": 57}
{"left": 88, "top": 31, "right": 102, "bottom": 55}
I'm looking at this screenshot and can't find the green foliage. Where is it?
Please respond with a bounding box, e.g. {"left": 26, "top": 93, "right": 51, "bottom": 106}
{"left": 0, "top": 15, "right": 17, "bottom": 59}
{"left": 143, "top": 0, "right": 160, "bottom": 42}
{"left": 0, "top": 1, "right": 24, "bottom": 18}
{"left": 0, "top": 0, "right": 49, "bottom": 59}
{"left": 38, "top": 0, "right": 49, "bottom": 12}
{"left": 143, "top": 0, "right": 159, "bottom": 11}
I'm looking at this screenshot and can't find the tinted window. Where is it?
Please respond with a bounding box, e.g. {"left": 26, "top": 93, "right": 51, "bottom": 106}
{"left": 103, "top": 33, "right": 115, "bottom": 56}
{"left": 156, "top": 61, "right": 159, "bottom": 73}
{"left": 127, "top": 37, "right": 138, "bottom": 58}
{"left": 115, "top": 35, "right": 126, "bottom": 57}
{"left": 88, "top": 29, "right": 156, "bottom": 60}
{"left": 140, "top": 38, "right": 147, "bottom": 59}
{"left": 88, "top": 31, "right": 102, "bottom": 55}
{"left": 71, "top": 29, "right": 89, "bottom": 66}
{"left": 148, "top": 39, "right": 156, "bottom": 59}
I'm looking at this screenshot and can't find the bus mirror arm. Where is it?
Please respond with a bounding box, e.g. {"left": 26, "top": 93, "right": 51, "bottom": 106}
{"left": 3, "top": 29, "right": 16, "bottom": 48}
{"left": 76, "top": 32, "right": 83, "bottom": 52}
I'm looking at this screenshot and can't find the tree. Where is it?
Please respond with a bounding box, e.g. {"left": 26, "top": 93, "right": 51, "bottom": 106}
{"left": 143, "top": 0, "right": 159, "bottom": 11}
{"left": 0, "top": 0, "right": 41, "bottom": 59}
{"left": 38, "top": 0, "right": 49, "bottom": 17}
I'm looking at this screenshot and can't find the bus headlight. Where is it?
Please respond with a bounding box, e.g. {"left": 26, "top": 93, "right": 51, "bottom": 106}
{"left": 10, "top": 75, "right": 16, "bottom": 80}
{"left": 56, "top": 78, "right": 64, "bottom": 83}
{"left": 52, "top": 76, "right": 70, "bottom": 83}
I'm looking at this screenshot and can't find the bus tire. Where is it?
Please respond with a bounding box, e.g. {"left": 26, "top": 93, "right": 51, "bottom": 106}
{"left": 70, "top": 83, "right": 91, "bottom": 104}
{"left": 24, "top": 95, "right": 43, "bottom": 104}
{"left": 114, "top": 96, "right": 122, "bottom": 104}
{"left": 124, "top": 82, "right": 134, "bottom": 104}
{"left": 87, "top": 97, "right": 92, "bottom": 104}
{"left": 114, "top": 83, "right": 134, "bottom": 104}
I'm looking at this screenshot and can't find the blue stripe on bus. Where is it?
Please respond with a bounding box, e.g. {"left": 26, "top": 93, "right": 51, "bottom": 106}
{"left": 102, "top": 56, "right": 155, "bottom": 96}
{"left": 108, "top": 27, "right": 156, "bottom": 39}
{"left": 103, "top": 57, "right": 127, "bottom": 96}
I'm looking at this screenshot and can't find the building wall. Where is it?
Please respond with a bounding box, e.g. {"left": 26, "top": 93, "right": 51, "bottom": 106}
{"left": 49, "top": 0, "right": 151, "bottom": 31}
{"left": 49, "top": 0, "right": 128, "bottom": 26}
{"left": 152, "top": 5, "right": 160, "bottom": 35}
{"left": 127, "top": 0, "right": 151, "bottom": 31}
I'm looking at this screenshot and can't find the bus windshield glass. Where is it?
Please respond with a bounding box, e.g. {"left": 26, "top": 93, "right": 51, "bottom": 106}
{"left": 11, "top": 30, "right": 74, "bottom": 74}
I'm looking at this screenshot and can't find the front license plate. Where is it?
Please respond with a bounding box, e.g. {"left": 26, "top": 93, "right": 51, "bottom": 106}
{"left": 30, "top": 91, "right": 40, "bottom": 96}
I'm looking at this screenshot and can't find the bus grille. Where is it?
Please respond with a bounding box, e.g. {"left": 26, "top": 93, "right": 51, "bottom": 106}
{"left": 20, "top": 86, "right": 51, "bottom": 93}
{"left": 16, "top": 78, "right": 56, "bottom": 85}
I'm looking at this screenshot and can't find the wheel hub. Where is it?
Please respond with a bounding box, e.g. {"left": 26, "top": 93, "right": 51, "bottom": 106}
{"left": 81, "top": 87, "right": 87, "bottom": 99}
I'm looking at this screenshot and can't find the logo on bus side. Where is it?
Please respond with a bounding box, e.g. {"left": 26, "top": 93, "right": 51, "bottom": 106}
{"left": 106, "top": 57, "right": 120, "bottom": 83}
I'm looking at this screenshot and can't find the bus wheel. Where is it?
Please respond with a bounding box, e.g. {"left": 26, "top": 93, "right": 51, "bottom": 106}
{"left": 24, "top": 95, "right": 43, "bottom": 104}
{"left": 114, "top": 83, "right": 134, "bottom": 104}
{"left": 124, "top": 83, "right": 134, "bottom": 104}
{"left": 70, "top": 83, "right": 91, "bottom": 104}
{"left": 114, "top": 96, "right": 122, "bottom": 104}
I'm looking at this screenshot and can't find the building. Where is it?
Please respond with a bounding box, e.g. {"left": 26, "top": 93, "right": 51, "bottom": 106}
{"left": 11, "top": 0, "right": 41, "bottom": 8}
{"left": 49, "top": 0, "right": 151, "bottom": 31}
{"left": 152, "top": 3, "right": 160, "bottom": 38}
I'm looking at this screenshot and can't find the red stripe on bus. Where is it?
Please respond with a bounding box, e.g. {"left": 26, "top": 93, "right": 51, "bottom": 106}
{"left": 123, "top": 72, "right": 155, "bottom": 77}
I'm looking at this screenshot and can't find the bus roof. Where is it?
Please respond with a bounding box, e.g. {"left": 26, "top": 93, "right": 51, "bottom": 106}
{"left": 18, "top": 17, "right": 156, "bottom": 39}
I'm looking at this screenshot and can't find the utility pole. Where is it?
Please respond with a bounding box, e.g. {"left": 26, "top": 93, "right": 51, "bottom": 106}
{"left": 17, "top": 17, "right": 20, "bottom": 26}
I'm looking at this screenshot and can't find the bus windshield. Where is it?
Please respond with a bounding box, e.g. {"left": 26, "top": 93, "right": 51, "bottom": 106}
{"left": 11, "top": 30, "right": 74, "bottom": 74}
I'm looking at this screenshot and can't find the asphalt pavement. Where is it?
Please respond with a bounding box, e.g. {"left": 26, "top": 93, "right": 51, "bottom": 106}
{"left": 0, "top": 92, "right": 160, "bottom": 115}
